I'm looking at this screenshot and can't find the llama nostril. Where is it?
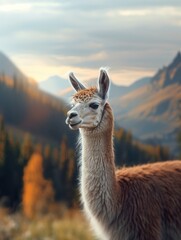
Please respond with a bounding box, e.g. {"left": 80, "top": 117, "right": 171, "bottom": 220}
{"left": 69, "top": 112, "right": 78, "bottom": 119}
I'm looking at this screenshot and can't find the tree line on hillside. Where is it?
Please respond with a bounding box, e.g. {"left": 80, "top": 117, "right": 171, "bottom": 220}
{"left": 0, "top": 116, "right": 77, "bottom": 211}
{"left": 0, "top": 115, "right": 173, "bottom": 215}
{"left": 114, "top": 128, "right": 170, "bottom": 166}
{"left": 0, "top": 76, "right": 73, "bottom": 144}
{"left": 0, "top": 73, "right": 65, "bottom": 111}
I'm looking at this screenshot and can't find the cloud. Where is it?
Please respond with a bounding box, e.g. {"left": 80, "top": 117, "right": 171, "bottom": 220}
{"left": 0, "top": 1, "right": 181, "bottom": 84}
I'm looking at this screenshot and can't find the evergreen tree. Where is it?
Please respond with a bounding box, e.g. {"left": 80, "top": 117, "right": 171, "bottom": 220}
{"left": 0, "top": 116, "right": 23, "bottom": 208}
{"left": 20, "top": 133, "right": 33, "bottom": 166}
{"left": 60, "top": 137, "right": 68, "bottom": 168}
{"left": 0, "top": 116, "right": 6, "bottom": 165}
{"left": 178, "top": 101, "right": 181, "bottom": 158}
{"left": 66, "top": 149, "right": 77, "bottom": 206}
{"left": 178, "top": 131, "right": 181, "bottom": 158}
{"left": 44, "top": 144, "right": 51, "bottom": 160}
{"left": 43, "top": 144, "right": 53, "bottom": 179}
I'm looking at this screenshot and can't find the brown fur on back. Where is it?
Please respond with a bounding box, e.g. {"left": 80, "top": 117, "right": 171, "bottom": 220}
{"left": 115, "top": 161, "right": 181, "bottom": 240}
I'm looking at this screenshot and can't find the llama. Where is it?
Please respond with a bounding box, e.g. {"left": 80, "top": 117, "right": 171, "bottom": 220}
{"left": 65, "top": 69, "right": 181, "bottom": 240}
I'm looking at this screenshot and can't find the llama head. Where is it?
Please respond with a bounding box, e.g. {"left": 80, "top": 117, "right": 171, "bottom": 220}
{"left": 66, "top": 69, "right": 110, "bottom": 130}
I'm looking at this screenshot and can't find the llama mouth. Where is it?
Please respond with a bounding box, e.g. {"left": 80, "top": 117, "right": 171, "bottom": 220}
{"left": 69, "top": 121, "right": 82, "bottom": 128}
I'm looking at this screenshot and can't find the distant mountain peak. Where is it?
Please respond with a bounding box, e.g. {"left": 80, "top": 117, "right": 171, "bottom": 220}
{"left": 151, "top": 51, "right": 181, "bottom": 87}
{"left": 39, "top": 75, "right": 70, "bottom": 95}
{"left": 168, "top": 51, "right": 181, "bottom": 69}
{"left": 173, "top": 51, "right": 181, "bottom": 63}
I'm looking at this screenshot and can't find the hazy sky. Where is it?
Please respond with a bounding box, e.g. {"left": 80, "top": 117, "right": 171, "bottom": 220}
{"left": 0, "top": 0, "right": 181, "bottom": 85}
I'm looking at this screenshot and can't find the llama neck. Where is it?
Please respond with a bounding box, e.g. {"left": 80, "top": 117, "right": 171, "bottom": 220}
{"left": 80, "top": 104, "right": 118, "bottom": 222}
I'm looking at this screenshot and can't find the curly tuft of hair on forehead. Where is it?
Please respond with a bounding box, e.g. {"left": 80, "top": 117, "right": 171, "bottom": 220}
{"left": 72, "top": 87, "right": 98, "bottom": 102}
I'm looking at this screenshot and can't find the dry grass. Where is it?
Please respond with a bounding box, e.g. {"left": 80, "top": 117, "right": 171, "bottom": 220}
{"left": 0, "top": 207, "right": 95, "bottom": 240}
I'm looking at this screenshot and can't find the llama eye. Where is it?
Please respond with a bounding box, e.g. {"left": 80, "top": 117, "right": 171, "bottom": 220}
{"left": 89, "top": 103, "right": 99, "bottom": 109}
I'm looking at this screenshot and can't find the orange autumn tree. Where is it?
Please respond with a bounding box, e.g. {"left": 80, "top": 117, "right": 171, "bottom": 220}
{"left": 23, "top": 153, "right": 54, "bottom": 218}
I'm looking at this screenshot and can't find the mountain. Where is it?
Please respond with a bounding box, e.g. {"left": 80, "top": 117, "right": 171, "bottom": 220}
{"left": 113, "top": 52, "right": 181, "bottom": 154}
{"left": 0, "top": 52, "right": 36, "bottom": 86}
{"left": 151, "top": 51, "right": 181, "bottom": 87}
{"left": 39, "top": 75, "right": 71, "bottom": 96}
{"left": 2, "top": 50, "right": 179, "bottom": 154}
{"left": 39, "top": 74, "right": 150, "bottom": 102}
{"left": 58, "top": 79, "right": 130, "bottom": 102}
{"left": 0, "top": 52, "right": 75, "bottom": 146}
{"left": 37, "top": 52, "right": 181, "bottom": 154}
{"left": 109, "top": 77, "right": 151, "bottom": 100}
{"left": 0, "top": 52, "right": 169, "bottom": 164}
{"left": 126, "top": 77, "right": 151, "bottom": 91}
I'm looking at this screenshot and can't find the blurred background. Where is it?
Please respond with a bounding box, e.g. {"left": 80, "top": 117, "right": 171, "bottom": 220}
{"left": 0, "top": 0, "right": 181, "bottom": 239}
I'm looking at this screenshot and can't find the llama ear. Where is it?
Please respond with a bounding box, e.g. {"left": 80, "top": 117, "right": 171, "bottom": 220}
{"left": 69, "top": 72, "right": 86, "bottom": 92}
{"left": 98, "top": 69, "right": 110, "bottom": 100}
